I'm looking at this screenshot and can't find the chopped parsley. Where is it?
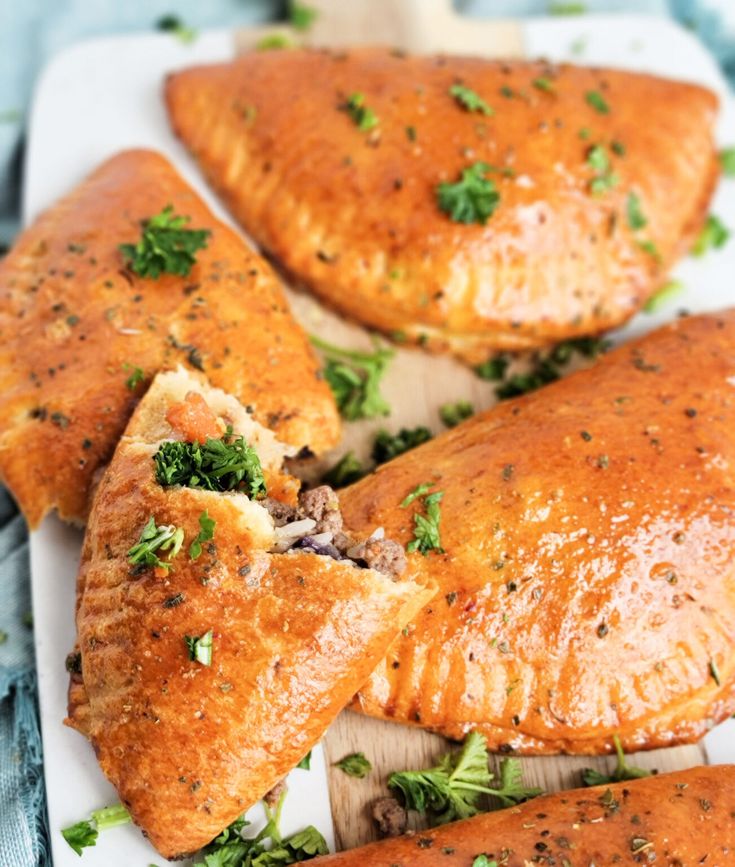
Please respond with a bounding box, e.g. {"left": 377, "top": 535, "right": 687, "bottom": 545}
{"left": 532, "top": 77, "right": 555, "bottom": 93}
{"left": 128, "top": 516, "right": 184, "bottom": 572}
{"left": 449, "top": 84, "right": 493, "bottom": 115}
{"left": 322, "top": 451, "right": 365, "bottom": 488}
{"left": 189, "top": 511, "right": 216, "bottom": 560}
{"left": 255, "top": 33, "right": 294, "bottom": 51}
{"left": 626, "top": 192, "right": 648, "bottom": 230}
{"left": 586, "top": 144, "right": 619, "bottom": 195}
{"left": 719, "top": 147, "right": 735, "bottom": 177}
{"left": 334, "top": 752, "right": 372, "bottom": 778}
{"left": 311, "top": 336, "right": 394, "bottom": 421}
{"left": 691, "top": 214, "right": 730, "bottom": 257}
{"left": 388, "top": 731, "right": 541, "bottom": 825}
{"left": 119, "top": 205, "right": 210, "bottom": 279}
{"left": 344, "top": 92, "right": 379, "bottom": 131}
{"left": 475, "top": 354, "right": 510, "bottom": 381}
{"left": 289, "top": 1, "right": 318, "bottom": 31}
{"left": 437, "top": 162, "right": 500, "bottom": 225}
{"left": 643, "top": 279, "right": 684, "bottom": 314}
{"left": 472, "top": 857, "right": 498, "bottom": 867}
{"left": 638, "top": 238, "right": 662, "bottom": 262}
{"left": 156, "top": 14, "right": 197, "bottom": 44}
{"left": 373, "top": 427, "right": 432, "bottom": 465}
{"left": 61, "top": 804, "right": 131, "bottom": 855}
{"left": 401, "top": 483, "right": 444, "bottom": 555}
{"left": 581, "top": 735, "right": 651, "bottom": 786}
{"left": 154, "top": 429, "right": 266, "bottom": 498}
{"left": 123, "top": 363, "right": 145, "bottom": 390}
{"left": 185, "top": 629, "right": 214, "bottom": 666}
{"left": 585, "top": 89, "right": 610, "bottom": 114}
{"left": 439, "top": 400, "right": 474, "bottom": 428}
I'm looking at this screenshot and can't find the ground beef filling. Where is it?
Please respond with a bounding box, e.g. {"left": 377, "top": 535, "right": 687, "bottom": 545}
{"left": 372, "top": 797, "right": 407, "bottom": 837}
{"left": 265, "top": 485, "right": 407, "bottom": 578}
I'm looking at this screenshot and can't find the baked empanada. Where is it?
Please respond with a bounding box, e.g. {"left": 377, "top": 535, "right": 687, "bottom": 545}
{"left": 67, "top": 368, "right": 432, "bottom": 858}
{"left": 341, "top": 311, "right": 735, "bottom": 753}
{"left": 166, "top": 49, "right": 718, "bottom": 362}
{"left": 0, "top": 149, "right": 339, "bottom": 528}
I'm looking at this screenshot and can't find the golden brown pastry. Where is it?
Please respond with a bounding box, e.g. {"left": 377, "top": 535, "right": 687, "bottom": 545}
{"left": 166, "top": 48, "right": 718, "bottom": 362}
{"left": 66, "top": 367, "right": 433, "bottom": 859}
{"left": 341, "top": 311, "right": 735, "bottom": 753}
{"left": 313, "top": 766, "right": 735, "bottom": 865}
{"left": 0, "top": 149, "right": 339, "bottom": 528}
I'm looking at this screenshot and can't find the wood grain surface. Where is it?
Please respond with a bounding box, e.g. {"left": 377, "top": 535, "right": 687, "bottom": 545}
{"left": 235, "top": 0, "right": 707, "bottom": 851}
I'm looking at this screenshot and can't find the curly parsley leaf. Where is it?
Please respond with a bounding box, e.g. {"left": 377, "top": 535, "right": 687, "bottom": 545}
{"left": 312, "top": 337, "right": 394, "bottom": 421}
{"left": 449, "top": 84, "right": 493, "bottom": 115}
{"left": 344, "top": 92, "right": 379, "bottom": 131}
{"left": 128, "top": 516, "right": 184, "bottom": 572}
{"left": 154, "top": 430, "right": 266, "bottom": 498}
{"left": 581, "top": 735, "right": 651, "bottom": 787}
{"left": 691, "top": 214, "right": 730, "bottom": 257}
{"left": 474, "top": 354, "right": 510, "bottom": 381}
{"left": 190, "top": 511, "right": 216, "bottom": 560}
{"left": 401, "top": 483, "right": 444, "bottom": 555}
{"left": 388, "top": 731, "right": 541, "bottom": 825}
{"left": 322, "top": 451, "right": 366, "bottom": 488}
{"left": 439, "top": 400, "right": 474, "bottom": 428}
{"left": 437, "top": 162, "right": 500, "bottom": 225}
{"left": 61, "top": 820, "right": 98, "bottom": 856}
{"left": 373, "top": 427, "right": 432, "bottom": 465}
{"left": 119, "top": 205, "right": 210, "bottom": 279}
{"left": 334, "top": 752, "right": 372, "bottom": 778}
{"left": 185, "top": 629, "right": 214, "bottom": 666}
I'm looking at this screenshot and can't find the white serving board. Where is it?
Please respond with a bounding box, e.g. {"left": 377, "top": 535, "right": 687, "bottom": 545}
{"left": 24, "top": 12, "right": 735, "bottom": 867}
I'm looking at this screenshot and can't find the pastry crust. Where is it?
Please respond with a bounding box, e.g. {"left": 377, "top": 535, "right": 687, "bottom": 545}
{"left": 0, "top": 149, "right": 339, "bottom": 528}
{"left": 166, "top": 49, "right": 719, "bottom": 362}
{"left": 341, "top": 311, "right": 735, "bottom": 753}
{"left": 67, "top": 369, "right": 432, "bottom": 858}
{"left": 313, "top": 766, "right": 735, "bottom": 865}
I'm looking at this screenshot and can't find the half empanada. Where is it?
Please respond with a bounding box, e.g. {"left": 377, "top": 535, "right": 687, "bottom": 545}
{"left": 0, "top": 149, "right": 339, "bottom": 528}
{"left": 341, "top": 311, "right": 735, "bottom": 754}
{"left": 67, "top": 367, "right": 433, "bottom": 858}
{"left": 166, "top": 48, "right": 718, "bottom": 362}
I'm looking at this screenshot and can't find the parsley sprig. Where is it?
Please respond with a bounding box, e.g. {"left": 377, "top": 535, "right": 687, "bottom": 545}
{"left": 388, "top": 731, "right": 541, "bottom": 825}
{"left": 581, "top": 735, "right": 651, "bottom": 786}
{"left": 311, "top": 336, "right": 394, "bottom": 421}
{"left": 190, "top": 510, "right": 216, "bottom": 560}
{"left": 61, "top": 804, "right": 131, "bottom": 855}
{"left": 373, "top": 427, "right": 432, "bottom": 465}
{"left": 437, "top": 162, "right": 500, "bottom": 225}
{"left": 401, "top": 482, "right": 444, "bottom": 555}
{"left": 692, "top": 214, "right": 730, "bottom": 257}
{"left": 344, "top": 92, "right": 379, "bottom": 131}
{"left": 119, "top": 205, "right": 210, "bottom": 279}
{"left": 128, "top": 516, "right": 184, "bottom": 572}
{"left": 449, "top": 84, "right": 493, "bottom": 115}
{"left": 154, "top": 429, "right": 266, "bottom": 498}
{"left": 322, "top": 451, "right": 366, "bottom": 488}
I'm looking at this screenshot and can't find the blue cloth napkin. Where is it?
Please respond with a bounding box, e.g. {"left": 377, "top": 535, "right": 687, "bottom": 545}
{"left": 1, "top": 1, "right": 734, "bottom": 865}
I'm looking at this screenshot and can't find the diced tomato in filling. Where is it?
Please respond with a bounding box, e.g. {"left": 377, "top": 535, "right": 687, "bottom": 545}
{"left": 166, "top": 391, "right": 222, "bottom": 442}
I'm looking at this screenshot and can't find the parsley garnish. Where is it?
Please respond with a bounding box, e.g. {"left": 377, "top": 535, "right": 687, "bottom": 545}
{"left": 472, "top": 858, "right": 498, "bottom": 867}
{"left": 334, "top": 752, "right": 372, "bottom": 778}
{"left": 61, "top": 804, "right": 131, "bottom": 855}
{"left": 156, "top": 14, "right": 197, "bottom": 44}
{"left": 128, "top": 516, "right": 184, "bottom": 572}
{"left": 311, "top": 336, "right": 394, "bottom": 421}
{"left": 437, "top": 162, "right": 500, "bottom": 224}
{"left": 449, "top": 84, "right": 493, "bottom": 115}
{"left": 585, "top": 89, "right": 610, "bottom": 114}
{"left": 720, "top": 147, "right": 735, "bottom": 177}
{"left": 401, "top": 483, "right": 444, "bottom": 555}
{"left": 643, "top": 279, "right": 684, "bottom": 314}
{"left": 637, "top": 239, "right": 662, "bottom": 262}
{"left": 373, "top": 427, "right": 432, "bottom": 465}
{"left": 256, "top": 33, "right": 294, "bottom": 51}
{"left": 322, "top": 451, "right": 365, "bottom": 488}
{"left": 296, "top": 750, "right": 312, "bottom": 770}
{"left": 189, "top": 511, "right": 216, "bottom": 560}
{"left": 185, "top": 629, "right": 214, "bottom": 666}
{"left": 581, "top": 735, "right": 651, "bottom": 786}
{"left": 289, "top": 1, "right": 318, "bottom": 31}
{"left": 475, "top": 354, "right": 510, "bottom": 381}
{"left": 532, "top": 77, "right": 555, "bottom": 93}
{"left": 119, "top": 205, "right": 210, "bottom": 279}
{"left": 586, "top": 144, "right": 619, "bottom": 195}
{"left": 388, "top": 731, "right": 541, "bottom": 825}
{"left": 626, "top": 192, "right": 648, "bottom": 230}
{"left": 344, "top": 92, "right": 379, "bottom": 131}
{"left": 123, "top": 363, "right": 145, "bottom": 390}
{"left": 691, "top": 214, "right": 730, "bottom": 257}
{"left": 154, "top": 430, "right": 266, "bottom": 498}
{"left": 439, "top": 400, "right": 474, "bottom": 428}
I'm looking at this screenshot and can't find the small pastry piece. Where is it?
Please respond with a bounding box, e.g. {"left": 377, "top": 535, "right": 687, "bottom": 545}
{"left": 0, "top": 149, "right": 339, "bottom": 528}
{"left": 166, "top": 48, "right": 718, "bottom": 362}
{"left": 341, "top": 311, "right": 735, "bottom": 753}
{"left": 66, "top": 367, "right": 432, "bottom": 859}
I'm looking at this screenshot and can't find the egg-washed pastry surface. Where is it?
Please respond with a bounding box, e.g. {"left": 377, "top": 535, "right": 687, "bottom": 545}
{"left": 341, "top": 310, "right": 735, "bottom": 753}
{"left": 166, "top": 48, "right": 718, "bottom": 363}
{"left": 313, "top": 765, "right": 735, "bottom": 865}
{"left": 0, "top": 148, "right": 339, "bottom": 528}
{"left": 66, "top": 367, "right": 432, "bottom": 859}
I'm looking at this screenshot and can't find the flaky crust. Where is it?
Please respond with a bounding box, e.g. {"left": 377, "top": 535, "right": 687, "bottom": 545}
{"left": 341, "top": 311, "right": 735, "bottom": 753}
{"left": 68, "top": 370, "right": 432, "bottom": 858}
{"left": 314, "top": 766, "right": 735, "bottom": 865}
{"left": 166, "top": 49, "right": 718, "bottom": 361}
{"left": 0, "top": 149, "right": 339, "bottom": 528}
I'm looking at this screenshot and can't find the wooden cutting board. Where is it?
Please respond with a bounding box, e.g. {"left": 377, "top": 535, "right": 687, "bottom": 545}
{"left": 232, "top": 0, "right": 708, "bottom": 851}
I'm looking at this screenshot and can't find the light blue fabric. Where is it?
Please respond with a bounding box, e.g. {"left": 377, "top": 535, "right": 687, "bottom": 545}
{"left": 1, "top": 1, "right": 734, "bottom": 865}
